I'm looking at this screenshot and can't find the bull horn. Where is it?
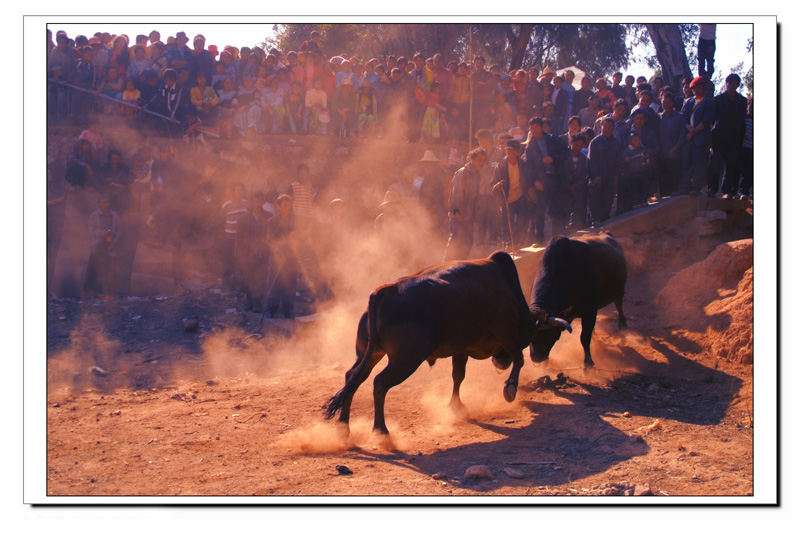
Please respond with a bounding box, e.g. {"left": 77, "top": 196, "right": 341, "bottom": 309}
{"left": 546, "top": 316, "right": 573, "bottom": 333}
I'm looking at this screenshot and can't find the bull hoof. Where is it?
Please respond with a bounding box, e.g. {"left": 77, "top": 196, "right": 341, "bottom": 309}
{"left": 334, "top": 421, "right": 351, "bottom": 439}
{"left": 503, "top": 383, "right": 518, "bottom": 402}
{"left": 449, "top": 399, "right": 470, "bottom": 419}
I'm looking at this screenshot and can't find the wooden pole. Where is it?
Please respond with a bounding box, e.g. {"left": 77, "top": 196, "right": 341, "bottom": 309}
{"left": 469, "top": 24, "right": 474, "bottom": 151}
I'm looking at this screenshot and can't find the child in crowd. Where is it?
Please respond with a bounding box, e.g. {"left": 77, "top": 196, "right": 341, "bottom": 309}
{"left": 121, "top": 77, "right": 141, "bottom": 117}
{"left": 190, "top": 72, "right": 220, "bottom": 127}
{"left": 211, "top": 61, "right": 228, "bottom": 91}
{"left": 96, "top": 66, "right": 124, "bottom": 114}
{"left": 420, "top": 81, "right": 445, "bottom": 143}
{"left": 620, "top": 132, "right": 652, "bottom": 213}
{"left": 508, "top": 113, "right": 528, "bottom": 141}
{"left": 261, "top": 75, "right": 286, "bottom": 134}
{"left": 234, "top": 76, "right": 261, "bottom": 137}
{"left": 303, "top": 76, "right": 328, "bottom": 135}
{"left": 216, "top": 77, "right": 237, "bottom": 139}
{"left": 356, "top": 79, "right": 378, "bottom": 138}
{"left": 284, "top": 80, "right": 305, "bottom": 134}
{"left": 79, "top": 118, "right": 104, "bottom": 162}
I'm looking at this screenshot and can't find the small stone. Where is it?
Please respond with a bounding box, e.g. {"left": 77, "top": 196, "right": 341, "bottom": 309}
{"left": 634, "top": 484, "right": 653, "bottom": 496}
{"left": 465, "top": 465, "right": 494, "bottom": 480}
{"left": 503, "top": 467, "right": 525, "bottom": 479}
{"left": 630, "top": 434, "right": 644, "bottom": 443}
{"left": 622, "top": 411, "right": 632, "bottom": 418}
{"left": 52, "top": 403, "right": 60, "bottom": 408}
{"left": 206, "top": 380, "right": 217, "bottom": 386}
{"left": 182, "top": 318, "right": 200, "bottom": 332}
{"left": 647, "top": 383, "right": 660, "bottom": 393}
{"left": 431, "top": 472, "right": 446, "bottom": 480}
{"left": 90, "top": 477, "right": 96, "bottom": 483}
{"left": 89, "top": 366, "right": 109, "bottom": 376}
{"left": 112, "top": 410, "right": 121, "bottom": 416}
{"left": 335, "top": 465, "right": 353, "bottom": 476}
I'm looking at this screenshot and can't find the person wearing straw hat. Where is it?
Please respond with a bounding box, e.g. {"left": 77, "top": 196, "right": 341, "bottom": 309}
{"left": 417, "top": 149, "right": 449, "bottom": 232}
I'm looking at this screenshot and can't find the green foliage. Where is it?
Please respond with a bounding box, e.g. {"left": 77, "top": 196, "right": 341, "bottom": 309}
{"left": 265, "top": 23, "right": 632, "bottom": 79}
{"left": 744, "top": 38, "right": 754, "bottom": 96}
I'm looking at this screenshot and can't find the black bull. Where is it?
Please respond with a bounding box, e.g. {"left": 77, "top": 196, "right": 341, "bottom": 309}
{"left": 325, "top": 237, "right": 626, "bottom": 435}
{"left": 529, "top": 232, "right": 627, "bottom": 368}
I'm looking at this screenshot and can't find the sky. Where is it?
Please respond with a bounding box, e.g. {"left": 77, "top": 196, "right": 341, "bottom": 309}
{"left": 50, "top": 21, "right": 752, "bottom": 87}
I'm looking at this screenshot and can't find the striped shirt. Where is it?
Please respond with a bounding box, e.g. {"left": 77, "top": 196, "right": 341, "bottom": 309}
{"left": 290, "top": 182, "right": 315, "bottom": 218}
{"left": 222, "top": 198, "right": 249, "bottom": 235}
{"left": 743, "top": 116, "right": 753, "bottom": 149}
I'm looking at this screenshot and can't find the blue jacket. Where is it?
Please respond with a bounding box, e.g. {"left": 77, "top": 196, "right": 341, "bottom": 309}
{"left": 681, "top": 96, "right": 715, "bottom": 147}
{"left": 587, "top": 133, "right": 623, "bottom": 181}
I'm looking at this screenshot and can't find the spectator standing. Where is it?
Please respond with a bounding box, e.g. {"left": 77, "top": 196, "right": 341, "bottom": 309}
{"left": 444, "top": 148, "right": 487, "bottom": 262}
{"left": 587, "top": 118, "right": 623, "bottom": 226}
{"left": 331, "top": 78, "right": 357, "bottom": 136}
{"left": 474, "top": 129, "right": 505, "bottom": 246}
{"left": 562, "top": 133, "right": 589, "bottom": 230}
{"left": 84, "top": 194, "right": 121, "bottom": 298}
{"left": 109, "top": 34, "right": 130, "bottom": 77}
{"left": 573, "top": 75, "right": 593, "bottom": 115}
{"left": 237, "top": 190, "right": 272, "bottom": 312}
{"left": 192, "top": 35, "right": 215, "bottom": 83}
{"left": 523, "top": 117, "right": 571, "bottom": 244}
{"left": 698, "top": 24, "right": 717, "bottom": 79}
{"left": 681, "top": 76, "right": 715, "bottom": 194}
{"left": 619, "top": 132, "right": 653, "bottom": 213}
{"left": 220, "top": 182, "right": 250, "bottom": 288}
{"left": 708, "top": 73, "right": 748, "bottom": 198}
{"left": 491, "top": 139, "right": 529, "bottom": 251}
{"left": 657, "top": 92, "right": 686, "bottom": 197}
{"left": 166, "top": 31, "right": 194, "bottom": 77}
{"left": 355, "top": 78, "right": 378, "bottom": 138}
{"left": 265, "top": 195, "right": 299, "bottom": 319}
{"left": 740, "top": 100, "right": 753, "bottom": 198}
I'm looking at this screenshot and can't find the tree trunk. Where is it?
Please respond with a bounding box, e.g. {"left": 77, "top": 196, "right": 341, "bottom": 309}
{"left": 646, "top": 23, "right": 693, "bottom": 89}
{"left": 507, "top": 24, "right": 534, "bottom": 70}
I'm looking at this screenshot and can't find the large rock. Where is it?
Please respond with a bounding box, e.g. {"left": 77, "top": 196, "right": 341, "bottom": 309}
{"left": 655, "top": 240, "right": 753, "bottom": 364}
{"left": 655, "top": 239, "right": 753, "bottom": 309}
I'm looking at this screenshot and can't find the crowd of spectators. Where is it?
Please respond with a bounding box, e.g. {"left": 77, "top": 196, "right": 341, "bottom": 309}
{"left": 47, "top": 27, "right": 754, "bottom": 308}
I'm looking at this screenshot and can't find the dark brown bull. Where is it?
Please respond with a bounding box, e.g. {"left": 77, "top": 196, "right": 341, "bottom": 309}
{"left": 324, "top": 251, "right": 543, "bottom": 435}
{"left": 528, "top": 232, "right": 628, "bottom": 368}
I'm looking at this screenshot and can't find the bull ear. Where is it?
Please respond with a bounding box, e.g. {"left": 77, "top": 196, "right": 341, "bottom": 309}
{"left": 546, "top": 316, "right": 573, "bottom": 333}
{"left": 563, "top": 306, "right": 573, "bottom": 318}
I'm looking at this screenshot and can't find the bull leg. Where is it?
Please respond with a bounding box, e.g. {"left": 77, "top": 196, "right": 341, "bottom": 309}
{"left": 372, "top": 359, "right": 422, "bottom": 435}
{"left": 502, "top": 349, "right": 526, "bottom": 402}
{"left": 490, "top": 332, "right": 526, "bottom": 402}
{"left": 615, "top": 297, "right": 628, "bottom": 329}
{"left": 581, "top": 311, "right": 597, "bottom": 368}
{"left": 449, "top": 354, "right": 469, "bottom": 418}
{"left": 338, "top": 351, "right": 385, "bottom": 426}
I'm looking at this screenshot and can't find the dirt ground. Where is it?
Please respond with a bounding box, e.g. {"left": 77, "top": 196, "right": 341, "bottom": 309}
{"left": 45, "top": 219, "right": 754, "bottom": 499}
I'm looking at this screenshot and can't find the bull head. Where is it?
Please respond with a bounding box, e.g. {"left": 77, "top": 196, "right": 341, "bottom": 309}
{"left": 529, "top": 309, "right": 573, "bottom": 363}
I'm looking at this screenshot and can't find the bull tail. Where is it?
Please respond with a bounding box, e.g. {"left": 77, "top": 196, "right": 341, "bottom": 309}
{"left": 324, "top": 286, "right": 393, "bottom": 419}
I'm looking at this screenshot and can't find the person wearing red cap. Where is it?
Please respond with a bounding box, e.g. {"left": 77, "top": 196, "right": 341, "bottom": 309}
{"left": 680, "top": 76, "right": 715, "bottom": 195}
